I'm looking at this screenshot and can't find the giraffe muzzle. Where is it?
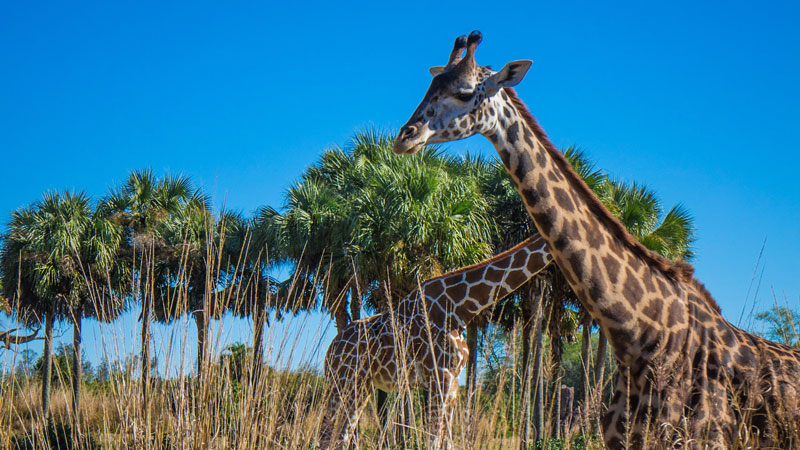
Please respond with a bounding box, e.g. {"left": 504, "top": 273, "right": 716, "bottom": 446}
{"left": 394, "top": 122, "right": 427, "bottom": 154}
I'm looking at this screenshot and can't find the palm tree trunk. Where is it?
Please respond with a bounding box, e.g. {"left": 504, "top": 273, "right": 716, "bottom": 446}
{"left": 332, "top": 302, "right": 350, "bottom": 332}
{"left": 465, "top": 322, "right": 478, "bottom": 395}
{"left": 518, "top": 287, "right": 535, "bottom": 450}
{"left": 580, "top": 313, "right": 592, "bottom": 427}
{"left": 593, "top": 330, "right": 608, "bottom": 428}
{"left": 41, "top": 308, "right": 54, "bottom": 422}
{"left": 251, "top": 303, "right": 265, "bottom": 386}
{"left": 140, "top": 293, "right": 152, "bottom": 433}
{"left": 349, "top": 283, "right": 361, "bottom": 322}
{"left": 195, "top": 310, "right": 207, "bottom": 376}
{"left": 532, "top": 287, "right": 545, "bottom": 442}
{"left": 72, "top": 306, "right": 82, "bottom": 433}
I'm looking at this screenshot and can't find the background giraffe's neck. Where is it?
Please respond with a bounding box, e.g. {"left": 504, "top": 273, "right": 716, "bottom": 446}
{"left": 484, "top": 89, "right": 691, "bottom": 366}
{"left": 406, "top": 235, "right": 551, "bottom": 331}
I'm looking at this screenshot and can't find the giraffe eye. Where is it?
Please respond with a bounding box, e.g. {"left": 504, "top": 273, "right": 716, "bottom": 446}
{"left": 455, "top": 92, "right": 475, "bottom": 102}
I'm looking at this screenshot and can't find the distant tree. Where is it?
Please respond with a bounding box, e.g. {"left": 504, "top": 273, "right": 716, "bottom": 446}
{"left": 17, "top": 348, "right": 39, "bottom": 377}
{"left": 2, "top": 191, "right": 125, "bottom": 427}
{"left": 755, "top": 306, "right": 800, "bottom": 347}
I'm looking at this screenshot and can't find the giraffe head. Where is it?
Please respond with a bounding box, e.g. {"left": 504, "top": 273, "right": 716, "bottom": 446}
{"left": 393, "top": 31, "right": 532, "bottom": 154}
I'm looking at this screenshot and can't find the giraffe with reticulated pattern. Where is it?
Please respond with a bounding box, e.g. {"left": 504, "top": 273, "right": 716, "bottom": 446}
{"left": 393, "top": 31, "right": 800, "bottom": 449}
{"left": 319, "top": 234, "right": 552, "bottom": 449}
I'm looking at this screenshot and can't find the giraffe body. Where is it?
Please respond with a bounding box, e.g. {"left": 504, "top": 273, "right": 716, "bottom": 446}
{"left": 394, "top": 31, "right": 800, "bottom": 448}
{"left": 320, "top": 235, "right": 551, "bottom": 449}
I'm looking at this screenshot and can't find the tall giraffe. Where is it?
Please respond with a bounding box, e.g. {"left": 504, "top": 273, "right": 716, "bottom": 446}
{"left": 319, "top": 234, "right": 552, "bottom": 449}
{"left": 393, "top": 31, "right": 800, "bottom": 448}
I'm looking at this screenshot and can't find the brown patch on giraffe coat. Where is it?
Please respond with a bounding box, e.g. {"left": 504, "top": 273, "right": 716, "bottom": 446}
{"left": 553, "top": 186, "right": 576, "bottom": 212}
{"left": 568, "top": 250, "right": 586, "bottom": 281}
{"left": 666, "top": 300, "right": 685, "bottom": 328}
{"left": 484, "top": 267, "right": 504, "bottom": 283}
{"left": 467, "top": 283, "right": 492, "bottom": 302}
{"left": 505, "top": 270, "right": 528, "bottom": 290}
{"left": 464, "top": 267, "right": 485, "bottom": 284}
{"left": 422, "top": 280, "right": 445, "bottom": 300}
{"left": 603, "top": 253, "right": 621, "bottom": 285}
{"left": 642, "top": 298, "right": 663, "bottom": 321}
{"left": 448, "top": 283, "right": 468, "bottom": 302}
{"left": 623, "top": 268, "right": 644, "bottom": 300}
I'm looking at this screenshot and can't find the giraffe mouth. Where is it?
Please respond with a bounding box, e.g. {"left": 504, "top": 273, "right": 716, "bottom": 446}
{"left": 394, "top": 123, "right": 429, "bottom": 154}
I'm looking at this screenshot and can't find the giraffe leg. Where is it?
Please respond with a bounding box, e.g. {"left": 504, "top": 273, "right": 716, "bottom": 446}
{"left": 427, "top": 372, "right": 458, "bottom": 450}
{"left": 319, "top": 379, "right": 372, "bottom": 450}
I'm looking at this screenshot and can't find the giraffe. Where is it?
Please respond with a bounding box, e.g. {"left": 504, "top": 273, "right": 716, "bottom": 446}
{"left": 393, "top": 31, "right": 800, "bottom": 449}
{"left": 319, "top": 234, "right": 552, "bottom": 449}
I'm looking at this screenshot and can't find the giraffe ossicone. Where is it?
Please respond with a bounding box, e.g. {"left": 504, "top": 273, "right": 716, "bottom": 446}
{"left": 319, "top": 235, "right": 552, "bottom": 449}
{"left": 394, "top": 30, "right": 800, "bottom": 449}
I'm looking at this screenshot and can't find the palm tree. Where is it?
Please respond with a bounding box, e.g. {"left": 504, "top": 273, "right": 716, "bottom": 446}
{"left": 282, "top": 129, "right": 495, "bottom": 331}
{"left": 102, "top": 170, "right": 202, "bottom": 426}
{"left": 1, "top": 191, "right": 125, "bottom": 429}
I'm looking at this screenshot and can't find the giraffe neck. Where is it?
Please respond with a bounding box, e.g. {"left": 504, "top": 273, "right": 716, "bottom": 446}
{"left": 483, "top": 88, "right": 691, "bottom": 366}
{"left": 406, "top": 234, "right": 551, "bottom": 331}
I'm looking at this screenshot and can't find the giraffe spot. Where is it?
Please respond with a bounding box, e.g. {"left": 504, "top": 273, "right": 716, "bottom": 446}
{"left": 513, "top": 152, "right": 535, "bottom": 183}
{"left": 603, "top": 303, "right": 634, "bottom": 325}
{"left": 553, "top": 234, "right": 569, "bottom": 251}
{"left": 553, "top": 187, "right": 575, "bottom": 211}
{"left": 642, "top": 298, "right": 663, "bottom": 321}
{"left": 448, "top": 283, "right": 467, "bottom": 301}
{"left": 422, "top": 280, "right": 445, "bottom": 299}
{"left": 503, "top": 106, "right": 511, "bottom": 118}
{"left": 535, "top": 175, "right": 550, "bottom": 199}
{"left": 484, "top": 267, "right": 504, "bottom": 283}
{"left": 627, "top": 254, "right": 643, "bottom": 273}
{"left": 569, "top": 250, "right": 586, "bottom": 281}
{"left": 585, "top": 224, "right": 605, "bottom": 249}
{"left": 535, "top": 151, "right": 546, "bottom": 167}
{"left": 666, "top": 299, "right": 684, "bottom": 328}
{"left": 507, "top": 121, "right": 520, "bottom": 144}
{"left": 601, "top": 411, "right": 614, "bottom": 431}
{"left": 614, "top": 414, "right": 627, "bottom": 436}
{"left": 532, "top": 210, "right": 552, "bottom": 235}
{"left": 736, "top": 346, "right": 755, "bottom": 365}
{"left": 642, "top": 271, "right": 656, "bottom": 293}
{"left": 523, "top": 188, "right": 540, "bottom": 207}
{"left": 488, "top": 106, "right": 495, "bottom": 116}
{"left": 523, "top": 126, "right": 534, "bottom": 147}
{"left": 623, "top": 268, "right": 643, "bottom": 299}
{"left": 493, "top": 254, "right": 512, "bottom": 270}
{"left": 589, "top": 262, "right": 606, "bottom": 300}
{"left": 658, "top": 278, "right": 672, "bottom": 298}
{"left": 505, "top": 269, "right": 528, "bottom": 290}
{"left": 468, "top": 283, "right": 492, "bottom": 301}
{"left": 498, "top": 148, "right": 511, "bottom": 166}
{"left": 464, "top": 267, "right": 485, "bottom": 284}
{"left": 603, "top": 253, "right": 621, "bottom": 285}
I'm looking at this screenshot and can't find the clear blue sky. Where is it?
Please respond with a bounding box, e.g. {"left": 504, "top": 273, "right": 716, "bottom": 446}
{"left": 1, "top": 1, "right": 798, "bottom": 374}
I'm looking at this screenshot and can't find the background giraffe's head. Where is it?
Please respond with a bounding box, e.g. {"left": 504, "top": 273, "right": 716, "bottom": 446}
{"left": 393, "top": 31, "right": 532, "bottom": 154}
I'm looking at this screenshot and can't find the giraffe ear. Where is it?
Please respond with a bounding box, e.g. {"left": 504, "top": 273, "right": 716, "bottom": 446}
{"left": 485, "top": 60, "right": 532, "bottom": 95}
{"left": 429, "top": 66, "right": 447, "bottom": 77}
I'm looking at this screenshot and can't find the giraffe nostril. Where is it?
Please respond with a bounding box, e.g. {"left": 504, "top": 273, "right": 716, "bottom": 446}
{"left": 404, "top": 125, "right": 418, "bottom": 139}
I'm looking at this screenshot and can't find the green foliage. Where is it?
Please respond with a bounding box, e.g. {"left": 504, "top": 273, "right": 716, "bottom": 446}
{"left": 281, "top": 129, "right": 495, "bottom": 315}
{"left": 33, "top": 343, "right": 93, "bottom": 383}
{"left": 755, "top": 305, "right": 800, "bottom": 346}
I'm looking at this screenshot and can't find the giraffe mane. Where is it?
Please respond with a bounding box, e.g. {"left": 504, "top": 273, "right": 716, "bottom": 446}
{"left": 503, "top": 88, "right": 721, "bottom": 313}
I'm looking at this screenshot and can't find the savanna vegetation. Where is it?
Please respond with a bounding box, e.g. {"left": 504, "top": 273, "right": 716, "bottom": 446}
{"left": 0, "top": 129, "right": 794, "bottom": 449}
